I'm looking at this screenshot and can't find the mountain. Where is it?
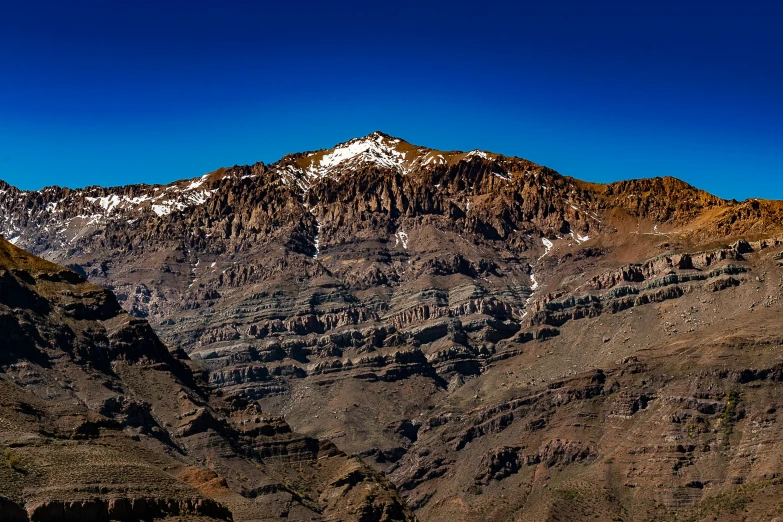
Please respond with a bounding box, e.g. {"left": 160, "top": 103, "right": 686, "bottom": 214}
{"left": 3, "top": 131, "right": 783, "bottom": 521}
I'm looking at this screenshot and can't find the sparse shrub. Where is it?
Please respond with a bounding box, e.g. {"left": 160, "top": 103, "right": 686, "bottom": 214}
{"left": 554, "top": 488, "right": 582, "bottom": 500}
{"left": 721, "top": 390, "right": 743, "bottom": 443}
{"left": 8, "top": 455, "right": 20, "bottom": 470}
{"left": 4, "top": 448, "right": 21, "bottom": 470}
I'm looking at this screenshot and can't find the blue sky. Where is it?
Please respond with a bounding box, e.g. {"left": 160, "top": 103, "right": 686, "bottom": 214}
{"left": 0, "top": 1, "right": 780, "bottom": 200}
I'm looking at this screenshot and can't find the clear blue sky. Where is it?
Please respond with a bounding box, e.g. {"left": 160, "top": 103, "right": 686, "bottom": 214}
{"left": 0, "top": 1, "right": 780, "bottom": 200}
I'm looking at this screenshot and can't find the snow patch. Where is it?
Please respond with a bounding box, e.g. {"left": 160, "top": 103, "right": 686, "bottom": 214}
{"left": 151, "top": 204, "right": 173, "bottom": 216}
{"left": 78, "top": 182, "right": 215, "bottom": 219}
{"left": 645, "top": 223, "right": 670, "bottom": 236}
{"left": 185, "top": 178, "right": 206, "bottom": 191}
{"left": 422, "top": 152, "right": 447, "bottom": 167}
{"left": 539, "top": 237, "right": 553, "bottom": 260}
{"left": 569, "top": 202, "right": 602, "bottom": 223}
{"left": 569, "top": 231, "right": 590, "bottom": 244}
{"left": 396, "top": 230, "right": 409, "bottom": 249}
{"left": 313, "top": 218, "right": 322, "bottom": 258}
{"left": 522, "top": 268, "right": 539, "bottom": 319}
{"left": 185, "top": 189, "right": 217, "bottom": 206}
{"left": 523, "top": 238, "right": 555, "bottom": 319}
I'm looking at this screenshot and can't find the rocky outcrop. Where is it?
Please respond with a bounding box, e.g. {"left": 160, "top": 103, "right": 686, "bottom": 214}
{"left": 25, "top": 497, "right": 232, "bottom": 522}
{"left": 475, "top": 446, "right": 525, "bottom": 483}
{"left": 528, "top": 250, "right": 750, "bottom": 329}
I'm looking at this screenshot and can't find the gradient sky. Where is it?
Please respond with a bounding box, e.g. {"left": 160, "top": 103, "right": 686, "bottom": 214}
{"left": 0, "top": 1, "right": 781, "bottom": 200}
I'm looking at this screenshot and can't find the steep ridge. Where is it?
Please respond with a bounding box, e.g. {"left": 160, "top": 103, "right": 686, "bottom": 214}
{"left": 3, "top": 132, "right": 783, "bottom": 521}
{"left": 0, "top": 237, "right": 414, "bottom": 521}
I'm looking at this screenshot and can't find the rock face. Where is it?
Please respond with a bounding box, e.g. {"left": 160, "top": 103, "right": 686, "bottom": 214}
{"left": 3, "top": 131, "right": 783, "bottom": 521}
{"left": 0, "top": 237, "right": 414, "bottom": 521}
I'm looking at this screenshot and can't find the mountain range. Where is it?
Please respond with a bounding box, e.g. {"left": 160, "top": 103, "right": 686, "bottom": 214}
{"left": 2, "top": 131, "right": 783, "bottom": 521}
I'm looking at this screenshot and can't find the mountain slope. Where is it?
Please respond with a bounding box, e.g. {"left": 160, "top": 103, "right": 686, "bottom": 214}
{"left": 3, "top": 132, "right": 783, "bottom": 521}
{"left": 0, "top": 236, "right": 414, "bottom": 521}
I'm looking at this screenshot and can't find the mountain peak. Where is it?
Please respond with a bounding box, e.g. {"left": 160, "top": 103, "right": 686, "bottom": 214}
{"left": 292, "top": 132, "right": 510, "bottom": 181}
{"left": 366, "top": 130, "right": 399, "bottom": 140}
{"left": 298, "top": 131, "right": 424, "bottom": 179}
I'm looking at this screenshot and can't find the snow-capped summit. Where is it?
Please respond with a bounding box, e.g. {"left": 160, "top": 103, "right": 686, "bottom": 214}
{"left": 294, "top": 131, "right": 507, "bottom": 184}
{"left": 302, "top": 132, "right": 417, "bottom": 179}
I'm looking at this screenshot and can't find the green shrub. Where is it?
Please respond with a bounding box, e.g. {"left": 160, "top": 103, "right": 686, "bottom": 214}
{"left": 4, "top": 448, "right": 21, "bottom": 470}
{"left": 8, "top": 455, "right": 20, "bottom": 470}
